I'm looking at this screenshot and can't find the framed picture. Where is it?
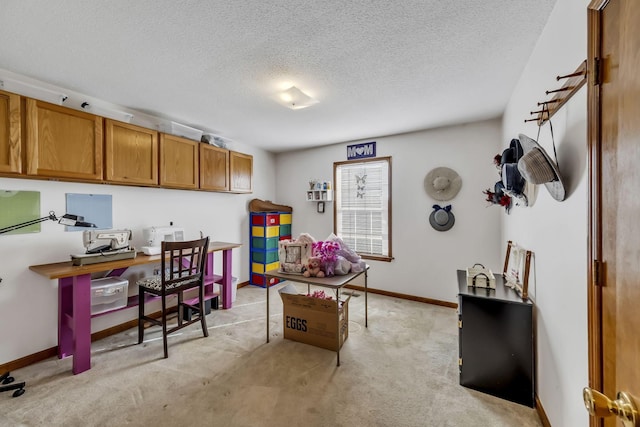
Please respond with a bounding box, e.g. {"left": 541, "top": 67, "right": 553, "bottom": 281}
{"left": 278, "top": 241, "right": 311, "bottom": 274}
{"left": 317, "top": 201, "right": 325, "bottom": 213}
{"left": 503, "top": 240, "right": 532, "bottom": 299}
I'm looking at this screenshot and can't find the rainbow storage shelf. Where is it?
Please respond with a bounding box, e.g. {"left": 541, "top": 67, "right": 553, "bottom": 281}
{"left": 249, "top": 211, "right": 292, "bottom": 287}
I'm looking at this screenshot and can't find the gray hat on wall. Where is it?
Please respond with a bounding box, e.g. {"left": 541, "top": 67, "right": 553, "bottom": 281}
{"left": 429, "top": 204, "right": 455, "bottom": 231}
{"left": 424, "top": 167, "right": 462, "bottom": 201}
{"left": 517, "top": 134, "right": 565, "bottom": 202}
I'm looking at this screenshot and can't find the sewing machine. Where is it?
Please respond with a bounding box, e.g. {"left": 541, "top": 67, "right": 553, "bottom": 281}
{"left": 82, "top": 229, "right": 133, "bottom": 254}
{"left": 141, "top": 226, "right": 185, "bottom": 255}
{"left": 70, "top": 229, "right": 135, "bottom": 266}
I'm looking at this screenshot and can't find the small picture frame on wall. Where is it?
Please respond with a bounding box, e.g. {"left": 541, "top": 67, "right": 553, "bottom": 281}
{"left": 317, "top": 201, "right": 325, "bottom": 213}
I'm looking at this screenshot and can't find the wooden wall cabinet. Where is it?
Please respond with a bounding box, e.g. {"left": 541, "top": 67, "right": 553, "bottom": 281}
{"left": 2, "top": 89, "right": 253, "bottom": 194}
{"left": 159, "top": 133, "right": 199, "bottom": 189}
{"left": 230, "top": 151, "right": 252, "bottom": 193}
{"left": 200, "top": 143, "right": 229, "bottom": 191}
{"left": 105, "top": 119, "right": 158, "bottom": 186}
{"left": 0, "top": 90, "right": 22, "bottom": 174}
{"left": 25, "top": 99, "right": 103, "bottom": 180}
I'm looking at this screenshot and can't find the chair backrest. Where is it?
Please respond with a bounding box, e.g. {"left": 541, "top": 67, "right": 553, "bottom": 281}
{"left": 160, "top": 236, "right": 210, "bottom": 291}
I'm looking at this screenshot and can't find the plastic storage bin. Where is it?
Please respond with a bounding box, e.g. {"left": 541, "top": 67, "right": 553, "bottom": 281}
{"left": 252, "top": 236, "right": 279, "bottom": 250}
{"left": 91, "top": 277, "right": 129, "bottom": 315}
{"left": 214, "top": 276, "right": 239, "bottom": 302}
{"left": 231, "top": 276, "right": 238, "bottom": 302}
{"left": 251, "top": 249, "right": 279, "bottom": 264}
{"left": 158, "top": 121, "right": 203, "bottom": 141}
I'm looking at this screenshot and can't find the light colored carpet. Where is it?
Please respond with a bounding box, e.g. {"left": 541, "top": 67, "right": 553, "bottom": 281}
{"left": 0, "top": 283, "right": 542, "bottom": 427}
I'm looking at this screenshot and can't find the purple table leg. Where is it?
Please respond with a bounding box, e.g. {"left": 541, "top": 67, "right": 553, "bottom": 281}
{"left": 58, "top": 277, "right": 73, "bottom": 359}
{"left": 222, "top": 249, "right": 232, "bottom": 309}
{"left": 205, "top": 252, "right": 216, "bottom": 304}
{"left": 72, "top": 274, "right": 92, "bottom": 374}
{"left": 57, "top": 274, "right": 92, "bottom": 374}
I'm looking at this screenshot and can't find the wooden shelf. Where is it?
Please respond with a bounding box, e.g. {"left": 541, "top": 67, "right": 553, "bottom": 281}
{"left": 306, "top": 189, "right": 333, "bottom": 202}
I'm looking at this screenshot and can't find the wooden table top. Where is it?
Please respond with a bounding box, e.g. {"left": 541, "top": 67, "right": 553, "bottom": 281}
{"left": 29, "top": 241, "right": 241, "bottom": 279}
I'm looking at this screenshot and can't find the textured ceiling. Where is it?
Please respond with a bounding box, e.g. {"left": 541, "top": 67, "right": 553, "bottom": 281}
{"left": 0, "top": 0, "right": 557, "bottom": 152}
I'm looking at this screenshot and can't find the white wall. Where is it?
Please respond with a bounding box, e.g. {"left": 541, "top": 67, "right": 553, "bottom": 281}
{"left": 275, "top": 119, "right": 503, "bottom": 302}
{"left": 0, "top": 142, "right": 277, "bottom": 364}
{"left": 502, "top": 0, "right": 589, "bottom": 425}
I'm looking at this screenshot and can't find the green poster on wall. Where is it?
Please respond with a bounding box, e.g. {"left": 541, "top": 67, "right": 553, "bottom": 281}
{"left": 0, "top": 190, "right": 41, "bottom": 235}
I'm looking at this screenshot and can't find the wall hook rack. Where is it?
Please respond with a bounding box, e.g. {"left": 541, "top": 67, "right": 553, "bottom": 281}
{"left": 525, "top": 60, "right": 587, "bottom": 126}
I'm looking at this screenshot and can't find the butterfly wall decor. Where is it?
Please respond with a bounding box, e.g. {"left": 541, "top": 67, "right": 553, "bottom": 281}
{"left": 355, "top": 173, "right": 367, "bottom": 198}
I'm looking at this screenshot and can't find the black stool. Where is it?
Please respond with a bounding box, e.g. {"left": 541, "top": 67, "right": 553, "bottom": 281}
{"left": 1, "top": 372, "right": 25, "bottom": 397}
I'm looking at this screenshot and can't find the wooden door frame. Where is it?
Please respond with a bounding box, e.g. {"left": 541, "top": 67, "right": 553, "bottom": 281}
{"left": 587, "top": 1, "right": 607, "bottom": 426}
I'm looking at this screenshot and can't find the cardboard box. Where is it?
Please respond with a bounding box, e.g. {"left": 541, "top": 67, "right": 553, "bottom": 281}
{"left": 279, "top": 284, "right": 349, "bottom": 351}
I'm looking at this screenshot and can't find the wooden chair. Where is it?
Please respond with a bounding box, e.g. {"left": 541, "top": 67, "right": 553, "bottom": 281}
{"left": 137, "top": 236, "right": 210, "bottom": 358}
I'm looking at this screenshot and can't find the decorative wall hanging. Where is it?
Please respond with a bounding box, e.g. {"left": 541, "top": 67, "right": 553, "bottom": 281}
{"left": 355, "top": 172, "right": 367, "bottom": 198}
{"left": 483, "top": 138, "right": 535, "bottom": 213}
{"left": 65, "top": 193, "right": 112, "bottom": 231}
{"left": 424, "top": 167, "right": 462, "bottom": 201}
{"left": 484, "top": 181, "right": 513, "bottom": 213}
{"left": 429, "top": 204, "right": 455, "bottom": 231}
{"left": 0, "top": 190, "right": 40, "bottom": 235}
{"left": 347, "top": 141, "right": 376, "bottom": 160}
{"left": 517, "top": 133, "right": 565, "bottom": 202}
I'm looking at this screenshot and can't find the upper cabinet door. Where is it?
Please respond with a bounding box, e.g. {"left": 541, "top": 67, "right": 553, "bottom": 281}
{"left": 200, "top": 143, "right": 229, "bottom": 191}
{"left": 229, "top": 151, "right": 253, "bottom": 193}
{"left": 0, "top": 90, "right": 22, "bottom": 174}
{"left": 25, "top": 99, "right": 103, "bottom": 180}
{"left": 105, "top": 119, "right": 158, "bottom": 186}
{"left": 159, "top": 133, "right": 199, "bottom": 189}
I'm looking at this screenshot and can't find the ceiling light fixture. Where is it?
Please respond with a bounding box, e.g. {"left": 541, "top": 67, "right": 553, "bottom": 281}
{"left": 81, "top": 102, "right": 134, "bottom": 123}
{"left": 0, "top": 77, "right": 68, "bottom": 105}
{"left": 277, "top": 86, "right": 318, "bottom": 110}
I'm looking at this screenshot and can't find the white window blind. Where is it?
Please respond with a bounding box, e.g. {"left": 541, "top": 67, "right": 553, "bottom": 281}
{"left": 334, "top": 158, "right": 390, "bottom": 258}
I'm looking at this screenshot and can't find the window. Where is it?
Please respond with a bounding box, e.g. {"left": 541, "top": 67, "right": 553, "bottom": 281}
{"left": 333, "top": 157, "right": 392, "bottom": 261}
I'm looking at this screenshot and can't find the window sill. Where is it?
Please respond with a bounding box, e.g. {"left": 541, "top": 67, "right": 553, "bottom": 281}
{"left": 361, "top": 254, "right": 393, "bottom": 262}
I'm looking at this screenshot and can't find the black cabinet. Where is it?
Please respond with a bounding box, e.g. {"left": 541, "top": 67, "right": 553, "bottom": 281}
{"left": 457, "top": 269, "right": 534, "bottom": 407}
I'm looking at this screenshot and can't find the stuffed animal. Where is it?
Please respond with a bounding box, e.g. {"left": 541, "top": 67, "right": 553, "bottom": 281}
{"left": 296, "top": 232, "right": 316, "bottom": 246}
{"left": 303, "top": 257, "right": 325, "bottom": 278}
{"left": 312, "top": 240, "right": 340, "bottom": 277}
